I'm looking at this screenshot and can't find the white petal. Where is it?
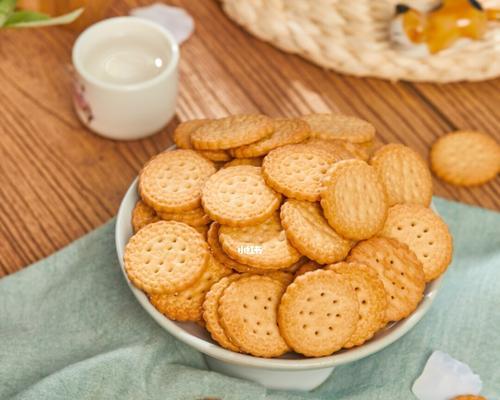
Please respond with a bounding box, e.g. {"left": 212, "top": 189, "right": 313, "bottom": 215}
{"left": 412, "top": 351, "right": 482, "bottom": 400}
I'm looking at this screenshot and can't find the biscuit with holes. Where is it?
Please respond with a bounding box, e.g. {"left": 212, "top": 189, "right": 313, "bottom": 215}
{"left": 380, "top": 204, "right": 453, "bottom": 281}
{"left": 281, "top": 200, "right": 354, "bottom": 264}
{"left": 203, "top": 274, "right": 242, "bottom": 352}
{"left": 301, "top": 113, "right": 375, "bottom": 144}
{"left": 202, "top": 165, "right": 281, "bottom": 227}
{"left": 132, "top": 200, "right": 160, "bottom": 232}
{"left": 294, "top": 261, "right": 322, "bottom": 277}
{"left": 139, "top": 150, "right": 216, "bottom": 213}
{"left": 306, "top": 138, "right": 370, "bottom": 161}
{"left": 370, "top": 143, "right": 433, "bottom": 207}
{"left": 173, "top": 119, "right": 209, "bottom": 149}
{"left": 430, "top": 131, "right": 500, "bottom": 186}
{"left": 207, "top": 222, "right": 262, "bottom": 273}
{"left": 218, "top": 275, "right": 289, "bottom": 357}
{"left": 173, "top": 119, "right": 231, "bottom": 161}
{"left": 278, "top": 269, "right": 359, "bottom": 357}
{"left": 321, "top": 159, "right": 388, "bottom": 240}
{"left": 157, "top": 206, "right": 211, "bottom": 227}
{"left": 262, "top": 143, "right": 338, "bottom": 201}
{"left": 124, "top": 221, "right": 209, "bottom": 294}
{"left": 264, "top": 271, "right": 294, "bottom": 286}
{"left": 191, "top": 114, "right": 274, "bottom": 150}
{"left": 219, "top": 212, "right": 302, "bottom": 270}
{"left": 230, "top": 118, "right": 310, "bottom": 158}
{"left": 327, "top": 262, "right": 387, "bottom": 348}
{"left": 347, "top": 237, "right": 425, "bottom": 321}
{"left": 223, "top": 157, "right": 263, "bottom": 168}
{"left": 150, "top": 255, "right": 231, "bottom": 321}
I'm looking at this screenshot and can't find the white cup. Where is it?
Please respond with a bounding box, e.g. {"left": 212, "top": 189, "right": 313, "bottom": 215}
{"left": 72, "top": 16, "right": 179, "bottom": 140}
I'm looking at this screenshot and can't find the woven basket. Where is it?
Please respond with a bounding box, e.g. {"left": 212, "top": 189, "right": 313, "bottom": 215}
{"left": 221, "top": 0, "right": 500, "bottom": 82}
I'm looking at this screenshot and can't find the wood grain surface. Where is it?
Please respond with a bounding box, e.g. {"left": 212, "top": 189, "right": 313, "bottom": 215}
{"left": 0, "top": 0, "right": 498, "bottom": 277}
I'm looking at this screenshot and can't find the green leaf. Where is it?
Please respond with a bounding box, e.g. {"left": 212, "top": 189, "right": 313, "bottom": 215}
{"left": 0, "top": 0, "right": 17, "bottom": 27}
{"left": 4, "top": 10, "right": 50, "bottom": 25}
{"left": 5, "top": 7, "right": 83, "bottom": 28}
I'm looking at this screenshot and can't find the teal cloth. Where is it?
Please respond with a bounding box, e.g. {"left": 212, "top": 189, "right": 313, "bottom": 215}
{"left": 1, "top": 197, "right": 499, "bottom": 400}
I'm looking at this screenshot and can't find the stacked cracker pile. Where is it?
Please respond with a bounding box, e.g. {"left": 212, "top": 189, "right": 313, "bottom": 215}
{"left": 124, "top": 113, "right": 453, "bottom": 358}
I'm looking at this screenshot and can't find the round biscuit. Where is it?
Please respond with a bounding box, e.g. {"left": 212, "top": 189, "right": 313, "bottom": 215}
{"left": 263, "top": 271, "right": 294, "bottom": 286}
{"left": 300, "top": 113, "right": 375, "bottom": 144}
{"left": 173, "top": 119, "right": 231, "bottom": 161}
{"left": 281, "top": 199, "right": 354, "bottom": 264}
{"left": 430, "top": 131, "right": 500, "bottom": 186}
{"left": 306, "top": 138, "right": 370, "bottom": 161}
{"left": 201, "top": 165, "right": 282, "bottom": 227}
{"left": 262, "top": 143, "right": 339, "bottom": 201}
{"left": 173, "top": 119, "right": 209, "bottom": 149}
{"left": 139, "top": 149, "right": 216, "bottom": 213}
{"left": 230, "top": 118, "right": 310, "bottom": 158}
{"left": 380, "top": 204, "right": 453, "bottom": 281}
{"left": 370, "top": 143, "right": 433, "bottom": 207}
{"left": 453, "top": 396, "right": 487, "bottom": 400}
{"left": 347, "top": 237, "right": 425, "bottom": 322}
{"left": 157, "top": 206, "right": 211, "bottom": 227}
{"left": 223, "top": 157, "right": 263, "bottom": 168}
{"left": 124, "top": 221, "right": 209, "bottom": 295}
{"left": 218, "top": 275, "right": 290, "bottom": 357}
{"left": 191, "top": 114, "right": 274, "bottom": 150}
{"left": 203, "top": 274, "right": 242, "bottom": 352}
{"left": 206, "top": 222, "right": 263, "bottom": 273}
{"left": 132, "top": 200, "right": 160, "bottom": 233}
{"left": 278, "top": 269, "right": 359, "bottom": 357}
{"left": 219, "top": 212, "right": 302, "bottom": 270}
{"left": 327, "top": 262, "right": 387, "bottom": 348}
{"left": 321, "top": 159, "right": 388, "bottom": 240}
{"left": 150, "top": 254, "right": 231, "bottom": 321}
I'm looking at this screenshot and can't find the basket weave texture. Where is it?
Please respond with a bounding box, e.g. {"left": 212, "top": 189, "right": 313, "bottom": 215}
{"left": 221, "top": 0, "right": 500, "bottom": 82}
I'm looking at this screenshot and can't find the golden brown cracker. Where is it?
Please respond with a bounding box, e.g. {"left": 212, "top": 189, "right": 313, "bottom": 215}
{"left": 201, "top": 165, "right": 282, "bottom": 227}
{"left": 223, "top": 157, "right": 263, "bottom": 168}
{"left": 370, "top": 143, "right": 433, "bottom": 207}
{"left": 150, "top": 255, "right": 231, "bottom": 321}
{"left": 262, "top": 143, "right": 338, "bottom": 201}
{"left": 380, "top": 204, "right": 453, "bottom": 281}
{"left": 301, "top": 113, "right": 375, "bottom": 144}
{"left": 157, "top": 206, "right": 211, "bottom": 227}
{"left": 430, "top": 131, "right": 500, "bottom": 186}
{"left": 139, "top": 149, "right": 216, "bottom": 213}
{"left": 173, "top": 119, "right": 209, "bottom": 149}
{"left": 218, "top": 275, "right": 289, "bottom": 357}
{"left": 203, "top": 274, "right": 242, "bottom": 352}
{"left": 219, "top": 212, "right": 302, "bottom": 270}
{"left": 191, "top": 114, "right": 274, "bottom": 150}
{"left": 278, "top": 269, "right": 359, "bottom": 357}
{"left": 230, "top": 118, "right": 310, "bottom": 158}
{"left": 132, "top": 200, "right": 160, "bottom": 233}
{"left": 321, "top": 159, "right": 388, "bottom": 240}
{"left": 281, "top": 199, "right": 354, "bottom": 264}
{"left": 327, "top": 262, "right": 387, "bottom": 348}
{"left": 124, "top": 221, "right": 209, "bottom": 294}
{"left": 347, "top": 237, "right": 425, "bottom": 322}
{"left": 207, "top": 222, "right": 259, "bottom": 273}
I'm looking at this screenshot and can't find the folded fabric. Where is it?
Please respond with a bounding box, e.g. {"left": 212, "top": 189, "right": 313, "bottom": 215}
{"left": 0, "top": 197, "right": 499, "bottom": 400}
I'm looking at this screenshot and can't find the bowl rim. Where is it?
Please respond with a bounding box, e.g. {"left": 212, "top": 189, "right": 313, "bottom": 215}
{"left": 115, "top": 153, "right": 443, "bottom": 370}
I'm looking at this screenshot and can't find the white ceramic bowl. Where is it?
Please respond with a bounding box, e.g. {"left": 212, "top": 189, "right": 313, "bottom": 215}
{"left": 115, "top": 157, "right": 443, "bottom": 391}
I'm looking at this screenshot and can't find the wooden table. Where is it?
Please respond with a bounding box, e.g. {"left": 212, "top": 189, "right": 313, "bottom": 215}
{"left": 0, "top": 0, "right": 498, "bottom": 278}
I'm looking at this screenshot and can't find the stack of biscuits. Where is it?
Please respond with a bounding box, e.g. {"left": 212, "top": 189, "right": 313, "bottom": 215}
{"left": 124, "top": 113, "right": 453, "bottom": 358}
